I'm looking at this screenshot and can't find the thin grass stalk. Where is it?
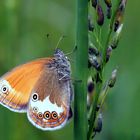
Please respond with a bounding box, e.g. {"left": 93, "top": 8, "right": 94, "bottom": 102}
{"left": 88, "top": 1, "right": 124, "bottom": 139}
{"left": 103, "top": 0, "right": 122, "bottom": 65}
{"left": 87, "top": 82, "right": 102, "bottom": 140}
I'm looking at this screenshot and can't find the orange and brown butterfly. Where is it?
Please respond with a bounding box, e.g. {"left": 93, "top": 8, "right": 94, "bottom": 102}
{"left": 0, "top": 48, "right": 73, "bottom": 130}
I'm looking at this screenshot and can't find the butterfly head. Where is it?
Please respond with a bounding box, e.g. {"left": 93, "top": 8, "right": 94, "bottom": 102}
{"left": 54, "top": 48, "right": 65, "bottom": 57}
{"left": 48, "top": 48, "right": 71, "bottom": 81}
{"left": 54, "top": 48, "right": 69, "bottom": 62}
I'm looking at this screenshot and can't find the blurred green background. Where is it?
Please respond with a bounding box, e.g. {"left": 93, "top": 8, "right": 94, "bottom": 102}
{"left": 0, "top": 0, "right": 139, "bottom": 140}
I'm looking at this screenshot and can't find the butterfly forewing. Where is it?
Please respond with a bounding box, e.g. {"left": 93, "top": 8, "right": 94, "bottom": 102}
{"left": 0, "top": 58, "right": 52, "bottom": 112}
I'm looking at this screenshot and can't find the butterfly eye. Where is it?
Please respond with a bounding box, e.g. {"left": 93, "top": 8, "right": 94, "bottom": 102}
{"left": 32, "top": 93, "right": 39, "bottom": 102}
{"left": 65, "top": 56, "right": 68, "bottom": 60}
{"left": 38, "top": 112, "right": 43, "bottom": 119}
{"left": 1, "top": 85, "right": 9, "bottom": 94}
{"left": 44, "top": 111, "right": 51, "bottom": 120}
{"left": 51, "top": 111, "right": 58, "bottom": 120}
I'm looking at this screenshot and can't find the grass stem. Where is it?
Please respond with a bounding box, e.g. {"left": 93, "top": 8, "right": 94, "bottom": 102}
{"left": 74, "top": 0, "right": 88, "bottom": 140}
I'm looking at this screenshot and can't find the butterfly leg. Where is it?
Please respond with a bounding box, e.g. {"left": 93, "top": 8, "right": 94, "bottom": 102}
{"left": 59, "top": 74, "right": 70, "bottom": 81}
{"left": 68, "top": 107, "right": 73, "bottom": 120}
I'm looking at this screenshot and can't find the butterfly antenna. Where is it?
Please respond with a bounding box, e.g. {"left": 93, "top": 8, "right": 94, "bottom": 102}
{"left": 55, "top": 35, "right": 66, "bottom": 49}
{"left": 64, "top": 46, "right": 77, "bottom": 63}
{"left": 46, "top": 33, "right": 50, "bottom": 38}
{"left": 68, "top": 57, "right": 75, "bottom": 63}
{"left": 44, "top": 33, "right": 54, "bottom": 50}
{"left": 65, "top": 45, "right": 77, "bottom": 56}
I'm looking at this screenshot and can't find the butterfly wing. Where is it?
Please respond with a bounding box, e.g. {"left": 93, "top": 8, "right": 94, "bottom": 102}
{"left": 0, "top": 58, "right": 52, "bottom": 112}
{"left": 27, "top": 66, "right": 72, "bottom": 130}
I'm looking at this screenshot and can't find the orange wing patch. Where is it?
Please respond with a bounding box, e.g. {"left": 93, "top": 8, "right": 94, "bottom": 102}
{"left": 0, "top": 58, "right": 53, "bottom": 112}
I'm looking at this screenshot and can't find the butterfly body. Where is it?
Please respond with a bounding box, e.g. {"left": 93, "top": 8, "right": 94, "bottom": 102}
{"left": 0, "top": 49, "right": 73, "bottom": 130}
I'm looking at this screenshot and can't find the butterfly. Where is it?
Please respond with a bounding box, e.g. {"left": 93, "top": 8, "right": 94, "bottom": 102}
{"left": 0, "top": 48, "right": 73, "bottom": 131}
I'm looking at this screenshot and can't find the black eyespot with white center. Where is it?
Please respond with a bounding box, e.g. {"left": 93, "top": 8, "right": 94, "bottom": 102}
{"left": 38, "top": 112, "right": 43, "bottom": 119}
{"left": 51, "top": 111, "right": 58, "bottom": 120}
{"left": 33, "top": 107, "right": 38, "bottom": 112}
{"left": 1, "top": 85, "right": 9, "bottom": 94}
{"left": 44, "top": 111, "right": 51, "bottom": 120}
{"left": 32, "top": 93, "right": 39, "bottom": 102}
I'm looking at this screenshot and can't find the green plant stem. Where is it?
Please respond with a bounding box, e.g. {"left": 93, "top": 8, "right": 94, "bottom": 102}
{"left": 74, "top": 0, "right": 88, "bottom": 140}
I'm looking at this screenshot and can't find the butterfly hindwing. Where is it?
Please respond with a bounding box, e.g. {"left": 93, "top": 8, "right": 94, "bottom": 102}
{"left": 27, "top": 66, "right": 72, "bottom": 130}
